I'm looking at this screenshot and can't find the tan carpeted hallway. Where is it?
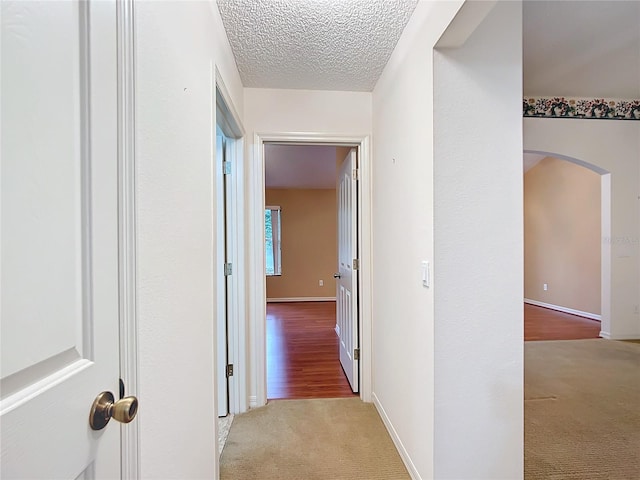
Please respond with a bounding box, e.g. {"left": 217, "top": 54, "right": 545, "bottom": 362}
{"left": 525, "top": 339, "right": 640, "bottom": 479}
{"left": 220, "top": 398, "right": 410, "bottom": 480}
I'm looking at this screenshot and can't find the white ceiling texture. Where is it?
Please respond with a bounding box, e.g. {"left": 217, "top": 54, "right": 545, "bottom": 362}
{"left": 217, "top": 0, "right": 640, "bottom": 187}
{"left": 217, "top": 0, "right": 418, "bottom": 188}
{"left": 217, "top": 0, "right": 419, "bottom": 91}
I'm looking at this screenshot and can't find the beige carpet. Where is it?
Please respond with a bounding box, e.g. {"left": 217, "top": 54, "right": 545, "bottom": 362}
{"left": 218, "top": 414, "right": 234, "bottom": 455}
{"left": 220, "top": 398, "right": 410, "bottom": 479}
{"left": 525, "top": 339, "right": 640, "bottom": 479}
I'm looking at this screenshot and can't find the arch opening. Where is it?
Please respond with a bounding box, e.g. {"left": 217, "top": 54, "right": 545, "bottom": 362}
{"left": 523, "top": 150, "right": 611, "bottom": 337}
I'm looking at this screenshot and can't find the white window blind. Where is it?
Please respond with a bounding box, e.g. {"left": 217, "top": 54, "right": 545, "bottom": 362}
{"left": 265, "top": 206, "right": 281, "bottom": 276}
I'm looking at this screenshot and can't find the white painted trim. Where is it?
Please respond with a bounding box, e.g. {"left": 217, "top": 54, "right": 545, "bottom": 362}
{"left": 227, "top": 136, "right": 247, "bottom": 415}
{"left": 598, "top": 330, "right": 640, "bottom": 340}
{"left": 249, "top": 132, "right": 373, "bottom": 409}
{"left": 358, "top": 135, "right": 373, "bottom": 403}
{"left": 117, "top": 1, "right": 139, "bottom": 478}
{"left": 600, "top": 173, "right": 612, "bottom": 338}
{"left": 604, "top": 332, "right": 640, "bottom": 340}
{"left": 215, "top": 68, "right": 244, "bottom": 138}
{"left": 266, "top": 297, "right": 336, "bottom": 303}
{"left": 524, "top": 299, "right": 601, "bottom": 321}
{"left": 249, "top": 133, "right": 268, "bottom": 409}
{"left": 372, "top": 393, "right": 421, "bottom": 480}
{"left": 214, "top": 75, "right": 247, "bottom": 416}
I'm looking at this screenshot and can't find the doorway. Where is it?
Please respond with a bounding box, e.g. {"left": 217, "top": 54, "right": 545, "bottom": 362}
{"left": 214, "top": 78, "right": 247, "bottom": 420}
{"left": 248, "top": 133, "right": 373, "bottom": 408}
{"left": 262, "top": 144, "right": 360, "bottom": 399}
{"left": 523, "top": 150, "right": 611, "bottom": 339}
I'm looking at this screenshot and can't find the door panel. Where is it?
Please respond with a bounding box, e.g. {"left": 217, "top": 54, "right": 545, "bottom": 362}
{"left": 336, "top": 149, "right": 359, "bottom": 392}
{"left": 215, "top": 129, "right": 229, "bottom": 417}
{"left": 223, "top": 140, "right": 234, "bottom": 409}
{"left": 1, "top": 2, "right": 121, "bottom": 478}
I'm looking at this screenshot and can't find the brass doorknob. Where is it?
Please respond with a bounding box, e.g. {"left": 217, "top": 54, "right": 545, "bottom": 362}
{"left": 89, "top": 391, "right": 138, "bottom": 430}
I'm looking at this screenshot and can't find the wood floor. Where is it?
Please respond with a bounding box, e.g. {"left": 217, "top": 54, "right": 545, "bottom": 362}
{"left": 266, "top": 301, "right": 601, "bottom": 399}
{"left": 524, "top": 303, "right": 601, "bottom": 341}
{"left": 267, "top": 301, "right": 357, "bottom": 400}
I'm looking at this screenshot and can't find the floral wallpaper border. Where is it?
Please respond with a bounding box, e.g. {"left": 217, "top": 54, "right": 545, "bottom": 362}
{"left": 523, "top": 97, "right": 640, "bottom": 120}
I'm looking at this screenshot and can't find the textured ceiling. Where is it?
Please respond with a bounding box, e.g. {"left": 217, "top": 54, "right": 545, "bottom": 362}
{"left": 524, "top": 1, "right": 640, "bottom": 98}
{"left": 217, "top": 0, "right": 418, "bottom": 91}
{"left": 217, "top": 1, "right": 639, "bottom": 96}
{"left": 265, "top": 144, "right": 337, "bottom": 189}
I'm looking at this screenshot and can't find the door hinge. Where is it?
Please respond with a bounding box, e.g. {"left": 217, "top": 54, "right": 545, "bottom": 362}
{"left": 224, "top": 262, "right": 233, "bottom": 276}
{"left": 226, "top": 364, "right": 234, "bottom": 377}
{"left": 352, "top": 258, "right": 360, "bottom": 270}
{"left": 352, "top": 169, "right": 359, "bottom": 181}
{"left": 223, "top": 161, "right": 232, "bottom": 175}
{"left": 354, "top": 348, "right": 360, "bottom": 361}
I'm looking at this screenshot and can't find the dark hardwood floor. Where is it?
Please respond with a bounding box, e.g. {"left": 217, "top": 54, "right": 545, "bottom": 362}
{"left": 524, "top": 303, "right": 601, "bottom": 341}
{"left": 266, "top": 301, "right": 357, "bottom": 400}
{"left": 266, "top": 301, "right": 601, "bottom": 399}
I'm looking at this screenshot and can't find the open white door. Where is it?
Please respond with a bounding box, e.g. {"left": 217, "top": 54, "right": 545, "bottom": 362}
{"left": 336, "top": 149, "right": 359, "bottom": 392}
{"left": 1, "top": 2, "right": 124, "bottom": 478}
{"left": 215, "top": 128, "right": 230, "bottom": 417}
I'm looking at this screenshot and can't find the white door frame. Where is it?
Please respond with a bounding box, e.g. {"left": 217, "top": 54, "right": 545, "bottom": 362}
{"left": 215, "top": 70, "right": 247, "bottom": 414}
{"left": 248, "top": 133, "right": 373, "bottom": 408}
{"left": 117, "top": 0, "right": 139, "bottom": 477}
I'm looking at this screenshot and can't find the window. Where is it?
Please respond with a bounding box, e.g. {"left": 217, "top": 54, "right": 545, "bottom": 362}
{"left": 265, "top": 206, "right": 281, "bottom": 276}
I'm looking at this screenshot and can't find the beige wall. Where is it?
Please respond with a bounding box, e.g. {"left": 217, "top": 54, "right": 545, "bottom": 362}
{"left": 524, "top": 157, "right": 602, "bottom": 315}
{"left": 265, "top": 189, "right": 337, "bottom": 299}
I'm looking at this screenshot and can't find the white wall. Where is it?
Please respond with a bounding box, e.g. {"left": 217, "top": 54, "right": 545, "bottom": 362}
{"left": 374, "top": 1, "right": 523, "bottom": 478}
{"left": 371, "top": 2, "right": 465, "bottom": 479}
{"left": 433, "top": 2, "right": 523, "bottom": 478}
{"left": 135, "top": 1, "right": 243, "bottom": 477}
{"left": 524, "top": 118, "right": 640, "bottom": 339}
{"left": 244, "top": 88, "right": 371, "bottom": 134}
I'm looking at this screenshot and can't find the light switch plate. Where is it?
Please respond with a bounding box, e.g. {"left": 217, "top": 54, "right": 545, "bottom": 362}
{"left": 422, "top": 261, "right": 430, "bottom": 288}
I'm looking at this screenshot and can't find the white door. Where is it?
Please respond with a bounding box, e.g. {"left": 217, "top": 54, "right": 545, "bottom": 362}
{"left": 336, "top": 149, "right": 359, "bottom": 392}
{"left": 223, "top": 140, "right": 234, "bottom": 409}
{"left": 1, "top": 2, "right": 123, "bottom": 478}
{"left": 215, "top": 128, "right": 229, "bottom": 417}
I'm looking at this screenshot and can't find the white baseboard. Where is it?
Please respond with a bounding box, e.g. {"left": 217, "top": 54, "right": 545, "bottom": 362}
{"left": 266, "top": 297, "right": 336, "bottom": 303}
{"left": 249, "top": 396, "right": 258, "bottom": 409}
{"left": 524, "top": 299, "right": 601, "bottom": 321}
{"left": 372, "top": 392, "right": 421, "bottom": 480}
{"left": 603, "top": 332, "right": 640, "bottom": 340}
